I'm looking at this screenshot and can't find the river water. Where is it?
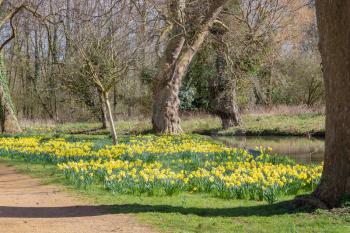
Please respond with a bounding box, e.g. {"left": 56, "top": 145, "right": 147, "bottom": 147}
{"left": 214, "top": 136, "right": 324, "bottom": 164}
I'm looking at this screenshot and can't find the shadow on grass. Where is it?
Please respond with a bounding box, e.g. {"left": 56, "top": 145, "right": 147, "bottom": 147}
{"left": 109, "top": 200, "right": 312, "bottom": 217}
{"left": 0, "top": 200, "right": 313, "bottom": 219}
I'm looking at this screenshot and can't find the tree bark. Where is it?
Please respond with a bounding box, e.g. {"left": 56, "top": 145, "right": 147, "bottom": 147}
{"left": 311, "top": 0, "right": 350, "bottom": 208}
{"left": 0, "top": 85, "right": 21, "bottom": 133}
{"left": 100, "top": 106, "right": 108, "bottom": 129}
{"left": 152, "top": 0, "right": 228, "bottom": 134}
{"left": 102, "top": 91, "right": 117, "bottom": 145}
{"left": 99, "top": 92, "right": 108, "bottom": 129}
{"left": 0, "top": 55, "right": 21, "bottom": 133}
{"left": 210, "top": 50, "right": 240, "bottom": 130}
{"left": 151, "top": 41, "right": 187, "bottom": 134}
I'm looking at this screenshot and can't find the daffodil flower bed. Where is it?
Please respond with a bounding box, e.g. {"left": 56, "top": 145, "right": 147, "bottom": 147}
{"left": 0, "top": 135, "right": 322, "bottom": 203}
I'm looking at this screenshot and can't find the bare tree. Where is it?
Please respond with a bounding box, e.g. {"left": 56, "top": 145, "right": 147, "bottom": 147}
{"left": 208, "top": 13, "right": 241, "bottom": 129}
{"left": 0, "top": 0, "right": 47, "bottom": 133}
{"left": 60, "top": 1, "right": 135, "bottom": 144}
{"left": 152, "top": 0, "right": 229, "bottom": 134}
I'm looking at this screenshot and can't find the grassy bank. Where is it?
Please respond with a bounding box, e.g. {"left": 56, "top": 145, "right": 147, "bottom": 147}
{"left": 1, "top": 159, "right": 349, "bottom": 233}
{"left": 22, "top": 113, "right": 325, "bottom": 138}
{"left": 214, "top": 114, "right": 325, "bottom": 137}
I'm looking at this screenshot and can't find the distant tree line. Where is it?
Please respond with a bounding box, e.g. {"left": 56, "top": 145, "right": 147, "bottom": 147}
{"left": 0, "top": 0, "right": 322, "bottom": 134}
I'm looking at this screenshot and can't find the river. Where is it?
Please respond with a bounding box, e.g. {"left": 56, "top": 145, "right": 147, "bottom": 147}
{"left": 214, "top": 136, "right": 324, "bottom": 164}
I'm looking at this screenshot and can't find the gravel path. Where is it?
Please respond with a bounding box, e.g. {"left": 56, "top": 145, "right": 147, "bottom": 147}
{"left": 0, "top": 164, "right": 155, "bottom": 233}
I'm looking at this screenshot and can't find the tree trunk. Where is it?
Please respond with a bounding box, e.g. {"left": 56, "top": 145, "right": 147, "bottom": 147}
{"left": 152, "top": 0, "right": 228, "bottom": 134}
{"left": 312, "top": 0, "right": 350, "bottom": 208}
{"left": 210, "top": 51, "right": 240, "bottom": 130}
{"left": 100, "top": 106, "right": 108, "bottom": 129}
{"left": 151, "top": 52, "right": 187, "bottom": 134}
{"left": 214, "top": 87, "right": 241, "bottom": 130}
{"left": 0, "top": 55, "right": 21, "bottom": 133}
{"left": 102, "top": 91, "right": 117, "bottom": 145}
{"left": 0, "top": 85, "right": 21, "bottom": 133}
{"left": 99, "top": 92, "right": 108, "bottom": 129}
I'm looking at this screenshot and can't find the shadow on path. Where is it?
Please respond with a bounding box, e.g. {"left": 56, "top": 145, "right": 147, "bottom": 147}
{"left": 0, "top": 200, "right": 311, "bottom": 219}
{"left": 0, "top": 205, "right": 110, "bottom": 218}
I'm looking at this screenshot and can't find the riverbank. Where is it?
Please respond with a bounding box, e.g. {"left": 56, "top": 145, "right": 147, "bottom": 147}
{"left": 207, "top": 114, "right": 325, "bottom": 137}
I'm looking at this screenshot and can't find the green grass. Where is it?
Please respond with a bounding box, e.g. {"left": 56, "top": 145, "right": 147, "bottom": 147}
{"left": 215, "top": 114, "right": 325, "bottom": 137}
{"left": 23, "top": 116, "right": 222, "bottom": 136}
{"left": 22, "top": 113, "right": 325, "bottom": 138}
{"left": 1, "top": 158, "right": 348, "bottom": 233}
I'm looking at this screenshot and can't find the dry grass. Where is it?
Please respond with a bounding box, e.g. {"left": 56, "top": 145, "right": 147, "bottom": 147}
{"left": 20, "top": 119, "right": 57, "bottom": 129}
{"left": 243, "top": 105, "right": 325, "bottom": 115}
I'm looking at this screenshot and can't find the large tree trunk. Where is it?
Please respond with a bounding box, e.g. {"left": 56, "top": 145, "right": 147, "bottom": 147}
{"left": 311, "top": 0, "right": 350, "bottom": 208}
{"left": 210, "top": 51, "right": 240, "bottom": 130}
{"left": 211, "top": 85, "right": 241, "bottom": 130}
{"left": 0, "top": 56, "right": 21, "bottom": 133}
{"left": 151, "top": 48, "right": 188, "bottom": 134}
{"left": 152, "top": 0, "right": 228, "bottom": 134}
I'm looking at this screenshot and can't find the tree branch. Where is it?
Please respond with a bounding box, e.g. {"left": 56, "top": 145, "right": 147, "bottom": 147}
{"left": 0, "top": 3, "right": 53, "bottom": 52}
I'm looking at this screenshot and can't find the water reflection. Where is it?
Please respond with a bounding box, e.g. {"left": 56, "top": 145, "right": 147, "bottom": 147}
{"left": 214, "top": 136, "right": 324, "bottom": 164}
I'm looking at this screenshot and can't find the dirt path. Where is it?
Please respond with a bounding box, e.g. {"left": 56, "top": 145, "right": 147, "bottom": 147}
{"left": 0, "top": 164, "right": 156, "bottom": 233}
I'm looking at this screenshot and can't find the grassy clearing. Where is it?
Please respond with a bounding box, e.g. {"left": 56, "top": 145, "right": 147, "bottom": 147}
{"left": 1, "top": 159, "right": 349, "bottom": 233}
{"left": 22, "top": 113, "right": 325, "bottom": 138}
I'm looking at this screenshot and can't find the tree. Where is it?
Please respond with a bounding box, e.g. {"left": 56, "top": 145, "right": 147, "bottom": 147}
{"left": 65, "top": 38, "right": 130, "bottom": 145}
{"left": 152, "top": 0, "right": 229, "bottom": 134}
{"left": 0, "top": 0, "right": 53, "bottom": 132}
{"left": 0, "top": 54, "right": 20, "bottom": 132}
{"left": 308, "top": 0, "right": 350, "bottom": 208}
{"left": 60, "top": 1, "right": 135, "bottom": 144}
{"left": 0, "top": 1, "right": 36, "bottom": 133}
{"left": 209, "top": 14, "right": 240, "bottom": 129}
{"left": 209, "top": 51, "right": 241, "bottom": 129}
